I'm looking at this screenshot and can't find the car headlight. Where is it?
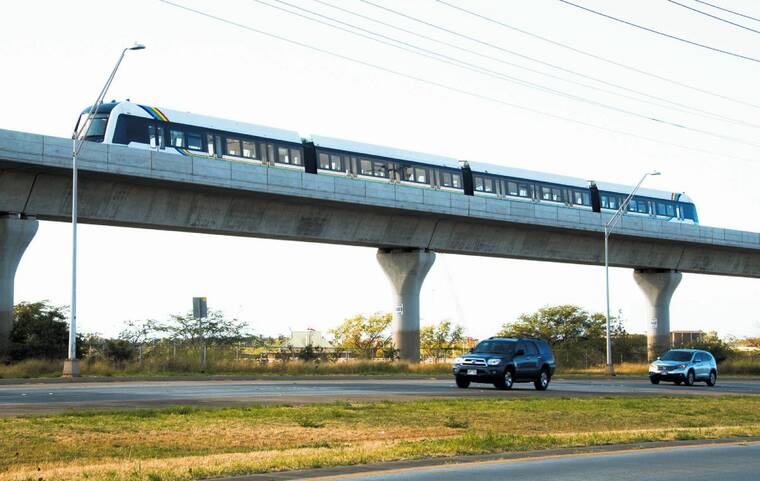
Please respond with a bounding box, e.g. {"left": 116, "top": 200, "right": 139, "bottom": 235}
{"left": 676, "top": 364, "right": 688, "bottom": 369}
{"left": 487, "top": 359, "right": 502, "bottom": 366}
{"left": 649, "top": 364, "right": 658, "bottom": 371}
{"left": 454, "top": 357, "right": 465, "bottom": 365}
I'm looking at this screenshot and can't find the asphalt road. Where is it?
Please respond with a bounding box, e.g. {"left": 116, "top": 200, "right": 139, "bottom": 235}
{"left": 302, "top": 442, "right": 760, "bottom": 481}
{"left": 0, "top": 376, "right": 757, "bottom": 415}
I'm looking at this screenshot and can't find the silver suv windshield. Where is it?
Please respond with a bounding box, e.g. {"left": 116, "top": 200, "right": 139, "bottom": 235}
{"left": 661, "top": 350, "right": 693, "bottom": 362}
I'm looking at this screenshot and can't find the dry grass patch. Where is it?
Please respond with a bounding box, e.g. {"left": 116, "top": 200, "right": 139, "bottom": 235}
{"left": 1, "top": 397, "right": 759, "bottom": 481}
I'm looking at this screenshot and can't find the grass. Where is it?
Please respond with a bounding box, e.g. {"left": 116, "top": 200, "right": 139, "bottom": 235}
{"left": 2, "top": 358, "right": 758, "bottom": 380}
{"left": 0, "top": 358, "right": 452, "bottom": 379}
{"left": 1, "top": 396, "right": 759, "bottom": 481}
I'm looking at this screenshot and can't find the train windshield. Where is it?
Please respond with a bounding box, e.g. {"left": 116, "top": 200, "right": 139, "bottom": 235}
{"left": 75, "top": 113, "right": 109, "bottom": 142}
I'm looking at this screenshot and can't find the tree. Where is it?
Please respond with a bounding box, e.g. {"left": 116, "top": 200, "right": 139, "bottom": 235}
{"left": 681, "top": 333, "right": 734, "bottom": 363}
{"left": 330, "top": 313, "right": 392, "bottom": 359}
{"left": 420, "top": 320, "right": 465, "bottom": 360}
{"left": 165, "top": 310, "right": 248, "bottom": 347}
{"left": 103, "top": 339, "right": 136, "bottom": 363}
{"left": 9, "top": 301, "right": 81, "bottom": 361}
{"left": 498, "top": 305, "right": 606, "bottom": 347}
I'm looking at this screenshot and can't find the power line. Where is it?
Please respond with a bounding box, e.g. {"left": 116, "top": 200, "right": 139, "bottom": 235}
{"left": 252, "top": 0, "right": 760, "bottom": 149}
{"left": 434, "top": 0, "right": 760, "bottom": 110}
{"left": 667, "top": 0, "right": 760, "bottom": 35}
{"left": 556, "top": 0, "right": 760, "bottom": 63}
{"left": 157, "top": 0, "right": 758, "bottom": 164}
{"left": 308, "top": 0, "right": 760, "bottom": 130}
{"left": 692, "top": 0, "right": 760, "bottom": 24}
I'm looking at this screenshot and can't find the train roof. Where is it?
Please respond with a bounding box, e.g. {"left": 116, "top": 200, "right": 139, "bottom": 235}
{"left": 310, "top": 135, "right": 462, "bottom": 169}
{"left": 114, "top": 101, "right": 303, "bottom": 144}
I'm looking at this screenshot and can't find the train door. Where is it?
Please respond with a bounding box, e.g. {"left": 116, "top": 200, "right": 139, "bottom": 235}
{"left": 148, "top": 123, "right": 165, "bottom": 150}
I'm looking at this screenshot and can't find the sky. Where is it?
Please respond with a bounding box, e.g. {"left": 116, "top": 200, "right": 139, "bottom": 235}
{"left": 2, "top": 0, "right": 759, "bottom": 341}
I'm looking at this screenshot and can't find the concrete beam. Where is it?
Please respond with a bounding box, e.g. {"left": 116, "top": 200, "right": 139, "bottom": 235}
{"left": 377, "top": 248, "right": 435, "bottom": 362}
{"left": 0, "top": 215, "right": 38, "bottom": 357}
{"left": 3, "top": 170, "right": 759, "bottom": 278}
{"left": 633, "top": 269, "right": 682, "bottom": 362}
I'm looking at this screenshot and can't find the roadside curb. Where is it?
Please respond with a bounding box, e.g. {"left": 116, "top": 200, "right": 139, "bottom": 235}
{"left": 220, "top": 436, "right": 760, "bottom": 480}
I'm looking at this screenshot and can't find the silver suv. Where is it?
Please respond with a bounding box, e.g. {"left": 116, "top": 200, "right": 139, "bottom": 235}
{"left": 649, "top": 349, "right": 717, "bottom": 386}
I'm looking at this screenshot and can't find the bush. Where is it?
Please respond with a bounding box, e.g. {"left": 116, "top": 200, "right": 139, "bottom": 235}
{"left": 9, "top": 302, "right": 78, "bottom": 361}
{"left": 103, "top": 339, "right": 136, "bottom": 363}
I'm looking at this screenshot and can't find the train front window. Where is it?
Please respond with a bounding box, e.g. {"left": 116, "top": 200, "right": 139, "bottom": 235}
{"left": 78, "top": 113, "right": 109, "bottom": 142}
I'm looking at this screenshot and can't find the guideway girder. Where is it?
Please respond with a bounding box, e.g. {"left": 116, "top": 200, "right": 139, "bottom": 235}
{"left": 633, "top": 269, "right": 682, "bottom": 362}
{"left": 0, "top": 214, "right": 38, "bottom": 358}
{"left": 376, "top": 248, "right": 435, "bottom": 362}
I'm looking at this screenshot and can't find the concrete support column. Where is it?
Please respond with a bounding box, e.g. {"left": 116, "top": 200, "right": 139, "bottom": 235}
{"left": 633, "top": 269, "right": 682, "bottom": 362}
{"left": 376, "top": 248, "right": 435, "bottom": 362}
{"left": 0, "top": 214, "right": 38, "bottom": 358}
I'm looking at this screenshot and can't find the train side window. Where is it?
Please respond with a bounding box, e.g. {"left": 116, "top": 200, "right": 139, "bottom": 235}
{"left": 361, "top": 159, "right": 373, "bottom": 175}
{"left": 541, "top": 186, "right": 551, "bottom": 200}
{"left": 319, "top": 153, "right": 332, "bottom": 170}
{"left": 242, "top": 140, "right": 257, "bottom": 159}
{"left": 226, "top": 138, "right": 241, "bottom": 156}
{"left": 507, "top": 181, "right": 518, "bottom": 196}
{"left": 290, "top": 148, "right": 302, "bottom": 165}
{"left": 415, "top": 167, "right": 427, "bottom": 183}
{"left": 552, "top": 188, "right": 562, "bottom": 202}
{"left": 441, "top": 172, "right": 461, "bottom": 188}
{"left": 483, "top": 178, "right": 494, "bottom": 193}
{"left": 656, "top": 202, "right": 667, "bottom": 216}
{"left": 373, "top": 161, "right": 386, "bottom": 178}
{"left": 628, "top": 199, "right": 638, "bottom": 212}
{"left": 666, "top": 203, "right": 675, "bottom": 217}
{"left": 277, "top": 147, "right": 290, "bottom": 164}
{"left": 452, "top": 173, "right": 461, "bottom": 188}
{"left": 331, "top": 154, "right": 343, "bottom": 170}
{"left": 170, "top": 129, "right": 184, "bottom": 147}
{"left": 573, "top": 190, "right": 585, "bottom": 205}
{"left": 518, "top": 184, "right": 529, "bottom": 197}
{"left": 206, "top": 134, "right": 215, "bottom": 155}
{"left": 186, "top": 132, "right": 203, "bottom": 151}
{"left": 474, "top": 176, "right": 484, "bottom": 191}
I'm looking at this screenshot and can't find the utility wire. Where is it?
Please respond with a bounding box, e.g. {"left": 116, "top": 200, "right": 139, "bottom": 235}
{"left": 157, "top": 0, "right": 758, "bottom": 164}
{"left": 254, "top": 0, "right": 760, "bottom": 149}
{"left": 434, "top": 0, "right": 760, "bottom": 110}
{"left": 309, "top": 0, "right": 760, "bottom": 130}
{"left": 667, "top": 0, "right": 760, "bottom": 35}
{"left": 693, "top": 0, "right": 760, "bottom": 24}
{"left": 556, "top": 0, "right": 760, "bottom": 63}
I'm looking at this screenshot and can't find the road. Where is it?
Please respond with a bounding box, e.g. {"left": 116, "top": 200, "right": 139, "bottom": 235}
{"left": 301, "top": 442, "right": 760, "bottom": 481}
{"left": 0, "top": 376, "right": 757, "bottom": 415}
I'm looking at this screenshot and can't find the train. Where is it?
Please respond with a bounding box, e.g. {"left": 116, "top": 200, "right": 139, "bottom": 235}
{"left": 74, "top": 101, "right": 699, "bottom": 223}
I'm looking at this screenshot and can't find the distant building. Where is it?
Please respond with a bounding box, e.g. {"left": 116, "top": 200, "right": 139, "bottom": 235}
{"left": 671, "top": 330, "right": 705, "bottom": 346}
{"left": 287, "top": 329, "right": 331, "bottom": 349}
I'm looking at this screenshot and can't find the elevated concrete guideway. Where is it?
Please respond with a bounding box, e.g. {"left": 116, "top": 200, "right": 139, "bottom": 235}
{"left": 1, "top": 128, "right": 759, "bottom": 360}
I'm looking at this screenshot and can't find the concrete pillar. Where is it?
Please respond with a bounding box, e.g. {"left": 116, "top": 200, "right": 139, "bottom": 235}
{"left": 633, "top": 269, "right": 682, "bottom": 362}
{"left": 376, "top": 248, "right": 435, "bottom": 362}
{"left": 0, "top": 214, "right": 38, "bottom": 358}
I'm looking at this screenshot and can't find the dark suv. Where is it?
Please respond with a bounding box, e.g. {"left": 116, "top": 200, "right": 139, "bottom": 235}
{"left": 453, "top": 337, "right": 556, "bottom": 390}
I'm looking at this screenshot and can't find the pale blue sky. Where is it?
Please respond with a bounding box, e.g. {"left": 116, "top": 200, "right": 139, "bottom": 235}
{"left": 2, "top": 0, "right": 759, "bottom": 340}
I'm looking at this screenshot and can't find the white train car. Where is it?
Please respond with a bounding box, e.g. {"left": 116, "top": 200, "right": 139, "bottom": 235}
{"left": 75, "top": 101, "right": 698, "bottom": 223}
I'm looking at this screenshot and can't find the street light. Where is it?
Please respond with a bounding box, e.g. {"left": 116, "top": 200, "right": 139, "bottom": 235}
{"left": 602, "top": 170, "right": 661, "bottom": 377}
{"left": 64, "top": 43, "right": 145, "bottom": 377}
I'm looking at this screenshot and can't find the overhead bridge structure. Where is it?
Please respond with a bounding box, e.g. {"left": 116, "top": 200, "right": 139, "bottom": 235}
{"left": 1, "top": 128, "right": 759, "bottom": 360}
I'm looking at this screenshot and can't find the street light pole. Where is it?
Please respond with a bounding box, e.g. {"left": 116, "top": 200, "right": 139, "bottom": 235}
{"left": 603, "top": 171, "right": 661, "bottom": 377}
{"left": 64, "top": 43, "right": 145, "bottom": 377}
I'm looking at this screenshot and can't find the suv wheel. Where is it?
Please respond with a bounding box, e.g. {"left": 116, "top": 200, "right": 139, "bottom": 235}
{"left": 455, "top": 376, "right": 470, "bottom": 388}
{"left": 534, "top": 369, "right": 550, "bottom": 391}
{"left": 650, "top": 376, "right": 660, "bottom": 385}
{"left": 706, "top": 370, "right": 717, "bottom": 387}
{"left": 494, "top": 369, "right": 514, "bottom": 390}
{"left": 684, "top": 370, "right": 695, "bottom": 386}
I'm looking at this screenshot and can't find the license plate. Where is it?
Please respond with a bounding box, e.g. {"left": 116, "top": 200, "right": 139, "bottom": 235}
{"left": 467, "top": 369, "right": 477, "bottom": 376}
